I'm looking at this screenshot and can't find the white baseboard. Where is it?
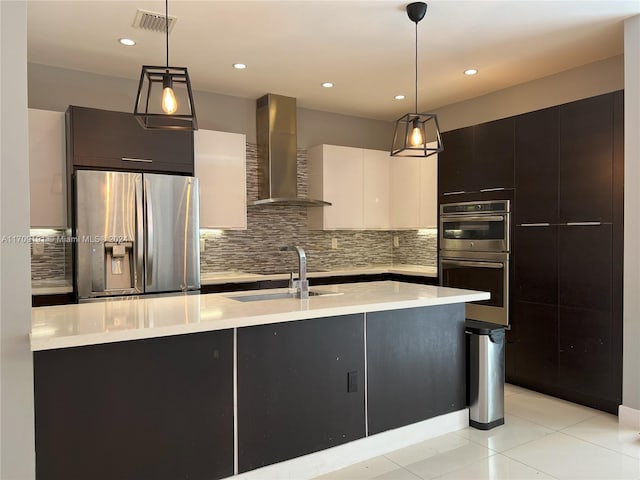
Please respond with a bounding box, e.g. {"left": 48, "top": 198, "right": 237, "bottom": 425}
{"left": 233, "top": 409, "right": 468, "bottom": 480}
{"left": 618, "top": 405, "right": 640, "bottom": 428}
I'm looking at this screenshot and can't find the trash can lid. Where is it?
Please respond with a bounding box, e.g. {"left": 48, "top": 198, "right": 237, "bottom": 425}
{"left": 465, "top": 319, "right": 506, "bottom": 335}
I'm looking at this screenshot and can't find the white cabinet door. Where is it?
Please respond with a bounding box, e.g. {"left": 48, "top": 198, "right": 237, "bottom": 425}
{"left": 418, "top": 155, "right": 438, "bottom": 228}
{"left": 29, "top": 109, "right": 67, "bottom": 228}
{"left": 308, "top": 145, "right": 364, "bottom": 230}
{"left": 194, "top": 130, "right": 247, "bottom": 229}
{"left": 390, "top": 157, "right": 421, "bottom": 229}
{"left": 363, "top": 149, "right": 390, "bottom": 229}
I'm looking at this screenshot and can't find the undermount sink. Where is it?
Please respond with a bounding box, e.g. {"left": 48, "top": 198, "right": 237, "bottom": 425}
{"left": 228, "top": 289, "right": 343, "bottom": 302}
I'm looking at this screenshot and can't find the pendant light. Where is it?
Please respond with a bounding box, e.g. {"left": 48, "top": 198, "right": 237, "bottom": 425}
{"left": 391, "top": 2, "right": 443, "bottom": 157}
{"left": 134, "top": 0, "right": 197, "bottom": 130}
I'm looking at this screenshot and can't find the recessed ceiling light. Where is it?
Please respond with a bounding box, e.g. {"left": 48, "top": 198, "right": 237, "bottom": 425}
{"left": 118, "top": 38, "right": 136, "bottom": 46}
{"left": 395, "top": 95, "right": 406, "bottom": 100}
{"left": 233, "top": 63, "right": 247, "bottom": 70}
{"left": 464, "top": 68, "right": 478, "bottom": 76}
{"left": 321, "top": 82, "right": 334, "bottom": 88}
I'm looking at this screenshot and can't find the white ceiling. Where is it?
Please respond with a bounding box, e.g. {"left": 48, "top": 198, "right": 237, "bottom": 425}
{"left": 27, "top": 0, "right": 640, "bottom": 121}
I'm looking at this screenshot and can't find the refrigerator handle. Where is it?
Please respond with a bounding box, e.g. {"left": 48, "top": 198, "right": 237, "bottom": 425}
{"left": 145, "top": 179, "right": 154, "bottom": 286}
{"left": 135, "top": 175, "right": 144, "bottom": 292}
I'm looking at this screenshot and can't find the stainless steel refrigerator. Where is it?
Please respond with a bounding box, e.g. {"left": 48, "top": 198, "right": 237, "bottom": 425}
{"left": 75, "top": 170, "right": 200, "bottom": 300}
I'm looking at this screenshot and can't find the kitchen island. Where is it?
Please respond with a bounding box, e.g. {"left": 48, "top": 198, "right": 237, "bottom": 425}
{"left": 31, "top": 281, "right": 488, "bottom": 480}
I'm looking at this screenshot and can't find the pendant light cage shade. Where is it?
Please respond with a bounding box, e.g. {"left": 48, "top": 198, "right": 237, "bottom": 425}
{"left": 134, "top": 65, "right": 198, "bottom": 131}
{"left": 391, "top": 112, "right": 443, "bottom": 157}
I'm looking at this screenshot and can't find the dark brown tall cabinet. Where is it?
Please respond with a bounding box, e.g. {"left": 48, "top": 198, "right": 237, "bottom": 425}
{"left": 509, "top": 91, "right": 623, "bottom": 413}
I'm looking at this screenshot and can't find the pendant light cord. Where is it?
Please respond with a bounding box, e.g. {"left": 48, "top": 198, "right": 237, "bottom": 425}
{"left": 165, "top": 0, "right": 169, "bottom": 68}
{"left": 414, "top": 20, "right": 418, "bottom": 114}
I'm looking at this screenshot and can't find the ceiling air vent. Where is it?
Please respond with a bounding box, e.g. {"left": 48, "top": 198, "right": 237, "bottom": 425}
{"left": 132, "top": 9, "right": 177, "bottom": 33}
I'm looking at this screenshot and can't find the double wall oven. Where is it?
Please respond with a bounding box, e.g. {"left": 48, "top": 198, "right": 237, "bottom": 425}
{"left": 439, "top": 200, "right": 510, "bottom": 326}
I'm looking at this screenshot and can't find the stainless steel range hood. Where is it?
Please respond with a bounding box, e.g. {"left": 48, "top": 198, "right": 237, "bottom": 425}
{"left": 252, "top": 94, "right": 330, "bottom": 207}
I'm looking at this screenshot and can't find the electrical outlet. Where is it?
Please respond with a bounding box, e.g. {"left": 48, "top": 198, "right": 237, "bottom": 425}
{"left": 393, "top": 235, "right": 400, "bottom": 248}
{"left": 199, "top": 238, "right": 206, "bottom": 252}
{"left": 331, "top": 237, "right": 338, "bottom": 249}
{"left": 32, "top": 242, "right": 45, "bottom": 256}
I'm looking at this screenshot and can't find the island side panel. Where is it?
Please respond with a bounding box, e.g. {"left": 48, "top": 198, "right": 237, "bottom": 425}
{"left": 366, "top": 304, "right": 466, "bottom": 435}
{"left": 237, "top": 314, "right": 366, "bottom": 473}
{"left": 33, "top": 330, "right": 234, "bottom": 480}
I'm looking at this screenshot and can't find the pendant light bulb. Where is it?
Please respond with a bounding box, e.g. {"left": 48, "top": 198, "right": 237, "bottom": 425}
{"left": 410, "top": 118, "right": 423, "bottom": 146}
{"left": 161, "top": 74, "right": 177, "bottom": 114}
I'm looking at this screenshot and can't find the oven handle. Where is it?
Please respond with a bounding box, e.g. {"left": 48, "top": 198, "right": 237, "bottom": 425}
{"left": 441, "top": 215, "right": 505, "bottom": 223}
{"left": 441, "top": 260, "right": 505, "bottom": 269}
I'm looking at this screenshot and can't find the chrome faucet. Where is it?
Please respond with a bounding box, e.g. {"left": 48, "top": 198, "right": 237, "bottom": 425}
{"left": 280, "top": 245, "right": 309, "bottom": 299}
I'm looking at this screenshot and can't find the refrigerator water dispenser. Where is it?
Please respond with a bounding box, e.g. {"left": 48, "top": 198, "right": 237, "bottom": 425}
{"left": 105, "top": 242, "right": 133, "bottom": 290}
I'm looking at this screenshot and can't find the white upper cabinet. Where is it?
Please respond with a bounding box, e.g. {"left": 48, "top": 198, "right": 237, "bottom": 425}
{"left": 418, "top": 154, "right": 438, "bottom": 228}
{"left": 363, "top": 149, "right": 391, "bottom": 229}
{"left": 390, "top": 148, "right": 438, "bottom": 230}
{"left": 194, "top": 130, "right": 247, "bottom": 230}
{"left": 28, "top": 109, "right": 67, "bottom": 228}
{"left": 308, "top": 144, "right": 365, "bottom": 230}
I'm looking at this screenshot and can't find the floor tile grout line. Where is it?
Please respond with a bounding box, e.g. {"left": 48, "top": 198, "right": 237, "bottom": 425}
{"left": 555, "top": 427, "right": 640, "bottom": 461}
{"left": 494, "top": 452, "right": 562, "bottom": 480}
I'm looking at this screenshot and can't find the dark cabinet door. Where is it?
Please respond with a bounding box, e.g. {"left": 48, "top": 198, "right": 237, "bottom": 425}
{"left": 558, "top": 224, "right": 612, "bottom": 312}
{"left": 34, "top": 331, "right": 234, "bottom": 480}
{"left": 514, "top": 107, "right": 559, "bottom": 224}
{"left": 366, "top": 304, "right": 466, "bottom": 435}
{"left": 509, "top": 301, "right": 558, "bottom": 390}
{"left": 68, "top": 106, "right": 194, "bottom": 174}
{"left": 438, "top": 127, "right": 474, "bottom": 195}
{"left": 474, "top": 117, "right": 515, "bottom": 191}
{"left": 514, "top": 225, "right": 558, "bottom": 304}
{"left": 237, "top": 315, "right": 365, "bottom": 473}
{"left": 559, "top": 93, "right": 614, "bottom": 223}
{"left": 558, "top": 306, "right": 619, "bottom": 410}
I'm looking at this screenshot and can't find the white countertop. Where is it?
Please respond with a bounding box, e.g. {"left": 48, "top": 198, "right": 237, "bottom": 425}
{"left": 200, "top": 264, "right": 438, "bottom": 285}
{"left": 31, "top": 281, "right": 486, "bottom": 352}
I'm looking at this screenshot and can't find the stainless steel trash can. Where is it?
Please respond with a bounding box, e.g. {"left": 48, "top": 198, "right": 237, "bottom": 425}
{"left": 466, "top": 320, "right": 505, "bottom": 430}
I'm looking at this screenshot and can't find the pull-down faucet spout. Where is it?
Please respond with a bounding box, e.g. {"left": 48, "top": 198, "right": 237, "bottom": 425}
{"left": 280, "top": 245, "right": 309, "bottom": 299}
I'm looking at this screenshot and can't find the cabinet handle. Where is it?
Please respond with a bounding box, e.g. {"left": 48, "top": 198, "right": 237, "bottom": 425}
{"left": 566, "top": 222, "right": 601, "bottom": 226}
{"left": 480, "top": 187, "right": 505, "bottom": 192}
{"left": 122, "top": 157, "right": 153, "bottom": 163}
{"left": 443, "top": 191, "right": 465, "bottom": 195}
{"left": 520, "top": 223, "right": 551, "bottom": 227}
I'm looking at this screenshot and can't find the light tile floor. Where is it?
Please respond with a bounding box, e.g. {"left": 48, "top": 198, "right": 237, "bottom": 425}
{"left": 314, "top": 384, "right": 640, "bottom": 480}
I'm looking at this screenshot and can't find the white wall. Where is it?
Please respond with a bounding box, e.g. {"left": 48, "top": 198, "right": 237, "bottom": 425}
{"left": 434, "top": 55, "right": 624, "bottom": 131}
{"left": 27, "top": 63, "right": 393, "bottom": 150}
{"left": 0, "top": 1, "right": 36, "bottom": 479}
{"left": 623, "top": 15, "right": 640, "bottom": 417}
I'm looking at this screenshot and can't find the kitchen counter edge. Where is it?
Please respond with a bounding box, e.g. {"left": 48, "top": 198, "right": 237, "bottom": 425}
{"left": 31, "top": 281, "right": 486, "bottom": 352}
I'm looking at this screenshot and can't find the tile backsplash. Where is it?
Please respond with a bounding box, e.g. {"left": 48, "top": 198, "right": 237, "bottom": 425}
{"left": 30, "top": 229, "right": 71, "bottom": 282}
{"left": 30, "top": 144, "right": 437, "bottom": 282}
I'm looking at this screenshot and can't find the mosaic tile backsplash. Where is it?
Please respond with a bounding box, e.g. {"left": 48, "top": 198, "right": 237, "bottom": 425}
{"left": 31, "top": 144, "right": 437, "bottom": 281}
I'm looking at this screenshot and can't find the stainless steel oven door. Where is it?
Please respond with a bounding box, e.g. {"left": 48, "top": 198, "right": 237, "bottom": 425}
{"left": 439, "top": 250, "right": 509, "bottom": 326}
{"left": 440, "top": 213, "right": 509, "bottom": 252}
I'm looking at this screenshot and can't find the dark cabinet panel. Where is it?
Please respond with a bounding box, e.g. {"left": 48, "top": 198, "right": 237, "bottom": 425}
{"left": 34, "top": 330, "right": 234, "bottom": 480}
{"left": 558, "top": 224, "right": 612, "bottom": 311}
{"left": 67, "top": 106, "right": 194, "bottom": 174}
{"left": 514, "top": 225, "right": 557, "bottom": 304}
{"left": 559, "top": 93, "right": 614, "bottom": 223}
{"left": 514, "top": 107, "right": 559, "bottom": 224}
{"left": 558, "top": 306, "right": 618, "bottom": 405}
{"left": 366, "top": 304, "right": 466, "bottom": 435}
{"left": 237, "top": 315, "right": 365, "bottom": 473}
{"left": 438, "top": 127, "right": 474, "bottom": 195}
{"left": 509, "top": 301, "right": 558, "bottom": 389}
{"left": 474, "top": 117, "right": 514, "bottom": 191}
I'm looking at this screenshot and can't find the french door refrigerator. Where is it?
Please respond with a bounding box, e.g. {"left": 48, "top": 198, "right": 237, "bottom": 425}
{"left": 75, "top": 170, "right": 200, "bottom": 300}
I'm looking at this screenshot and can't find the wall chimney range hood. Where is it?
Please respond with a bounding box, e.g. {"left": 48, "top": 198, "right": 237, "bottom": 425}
{"left": 252, "top": 94, "right": 330, "bottom": 207}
